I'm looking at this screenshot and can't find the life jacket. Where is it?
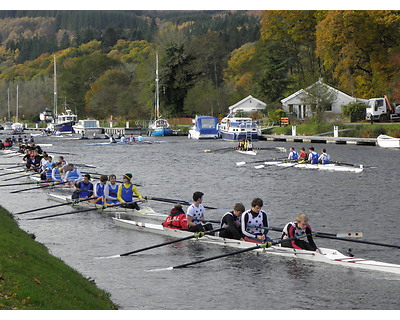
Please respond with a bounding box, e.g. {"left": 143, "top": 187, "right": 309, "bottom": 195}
{"left": 162, "top": 208, "right": 188, "bottom": 229}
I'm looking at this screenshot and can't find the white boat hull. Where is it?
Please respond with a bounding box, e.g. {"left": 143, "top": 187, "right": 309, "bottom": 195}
{"left": 377, "top": 134, "right": 400, "bottom": 148}
{"left": 112, "top": 218, "right": 400, "bottom": 275}
{"left": 258, "top": 161, "right": 364, "bottom": 173}
{"left": 236, "top": 149, "right": 257, "bottom": 156}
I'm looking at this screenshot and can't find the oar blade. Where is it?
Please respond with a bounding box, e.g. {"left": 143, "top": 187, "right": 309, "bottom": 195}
{"left": 147, "top": 267, "right": 174, "bottom": 272}
{"left": 336, "top": 232, "right": 363, "bottom": 238}
{"left": 236, "top": 161, "right": 246, "bottom": 167}
{"left": 254, "top": 165, "right": 265, "bottom": 169}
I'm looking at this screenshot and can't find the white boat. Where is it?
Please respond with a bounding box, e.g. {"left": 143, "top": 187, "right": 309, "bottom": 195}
{"left": 219, "top": 115, "right": 261, "bottom": 141}
{"left": 72, "top": 119, "right": 103, "bottom": 136}
{"left": 377, "top": 134, "right": 400, "bottom": 148}
{"left": 47, "top": 192, "right": 167, "bottom": 221}
{"left": 112, "top": 218, "right": 400, "bottom": 276}
{"left": 39, "top": 108, "right": 54, "bottom": 123}
{"left": 236, "top": 149, "right": 257, "bottom": 156}
{"left": 188, "top": 116, "right": 219, "bottom": 139}
{"left": 255, "top": 160, "right": 364, "bottom": 173}
{"left": 148, "top": 53, "right": 172, "bottom": 137}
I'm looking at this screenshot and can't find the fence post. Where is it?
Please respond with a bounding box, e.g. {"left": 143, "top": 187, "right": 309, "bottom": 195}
{"left": 292, "top": 125, "right": 296, "bottom": 136}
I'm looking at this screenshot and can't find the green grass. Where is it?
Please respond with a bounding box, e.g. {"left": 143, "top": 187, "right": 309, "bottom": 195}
{"left": 0, "top": 206, "right": 118, "bottom": 310}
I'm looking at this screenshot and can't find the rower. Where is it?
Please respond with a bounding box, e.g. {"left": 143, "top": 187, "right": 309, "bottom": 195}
{"left": 104, "top": 174, "right": 120, "bottom": 205}
{"left": 318, "top": 148, "right": 331, "bottom": 164}
{"left": 281, "top": 213, "right": 318, "bottom": 251}
{"left": 298, "top": 147, "right": 308, "bottom": 163}
{"left": 288, "top": 147, "right": 299, "bottom": 161}
{"left": 64, "top": 163, "right": 83, "bottom": 184}
{"left": 162, "top": 204, "right": 188, "bottom": 230}
{"left": 72, "top": 174, "right": 94, "bottom": 200}
{"left": 241, "top": 198, "right": 271, "bottom": 243}
{"left": 219, "top": 203, "right": 245, "bottom": 240}
{"left": 308, "top": 147, "right": 319, "bottom": 164}
{"left": 51, "top": 162, "right": 63, "bottom": 182}
{"left": 93, "top": 175, "right": 108, "bottom": 204}
{"left": 117, "top": 173, "right": 144, "bottom": 210}
{"left": 186, "top": 191, "right": 213, "bottom": 232}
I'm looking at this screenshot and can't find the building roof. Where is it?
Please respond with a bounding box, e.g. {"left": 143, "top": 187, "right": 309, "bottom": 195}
{"left": 228, "top": 95, "right": 266, "bottom": 112}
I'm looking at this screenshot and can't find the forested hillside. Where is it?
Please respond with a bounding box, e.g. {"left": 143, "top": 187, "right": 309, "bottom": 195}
{"left": 0, "top": 10, "right": 400, "bottom": 123}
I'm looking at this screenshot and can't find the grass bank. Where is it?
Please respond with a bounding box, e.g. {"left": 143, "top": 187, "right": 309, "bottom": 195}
{"left": 0, "top": 206, "right": 118, "bottom": 310}
{"left": 270, "top": 122, "right": 400, "bottom": 138}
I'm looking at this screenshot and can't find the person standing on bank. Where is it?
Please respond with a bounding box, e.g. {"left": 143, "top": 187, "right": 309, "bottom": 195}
{"left": 186, "top": 191, "right": 213, "bottom": 232}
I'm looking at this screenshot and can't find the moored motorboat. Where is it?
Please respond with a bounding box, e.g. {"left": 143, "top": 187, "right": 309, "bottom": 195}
{"left": 219, "top": 115, "right": 260, "bottom": 141}
{"left": 188, "top": 116, "right": 219, "bottom": 139}
{"left": 376, "top": 134, "right": 400, "bottom": 148}
{"left": 112, "top": 217, "right": 400, "bottom": 276}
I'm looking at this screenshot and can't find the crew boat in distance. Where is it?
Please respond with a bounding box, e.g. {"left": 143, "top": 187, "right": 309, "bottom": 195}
{"left": 218, "top": 114, "right": 261, "bottom": 141}
{"left": 148, "top": 52, "right": 172, "bottom": 137}
{"left": 188, "top": 115, "right": 219, "bottom": 139}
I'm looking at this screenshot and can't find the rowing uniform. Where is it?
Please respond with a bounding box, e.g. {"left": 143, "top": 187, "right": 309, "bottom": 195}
{"left": 288, "top": 151, "right": 299, "bottom": 161}
{"left": 104, "top": 183, "right": 119, "bottom": 204}
{"left": 281, "top": 222, "right": 317, "bottom": 251}
{"left": 72, "top": 180, "right": 93, "bottom": 200}
{"left": 51, "top": 167, "right": 62, "bottom": 181}
{"left": 318, "top": 152, "right": 330, "bottom": 164}
{"left": 162, "top": 206, "right": 188, "bottom": 230}
{"left": 219, "top": 211, "right": 242, "bottom": 240}
{"left": 117, "top": 183, "right": 142, "bottom": 209}
{"left": 94, "top": 182, "right": 107, "bottom": 204}
{"left": 308, "top": 151, "right": 319, "bottom": 164}
{"left": 186, "top": 203, "right": 212, "bottom": 232}
{"left": 299, "top": 151, "right": 308, "bottom": 163}
{"left": 241, "top": 209, "right": 270, "bottom": 243}
{"left": 64, "top": 168, "right": 82, "bottom": 182}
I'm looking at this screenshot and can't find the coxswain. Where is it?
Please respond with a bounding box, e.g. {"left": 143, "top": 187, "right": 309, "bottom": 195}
{"left": 219, "top": 203, "right": 245, "bottom": 240}
{"left": 93, "top": 175, "right": 108, "bottom": 204}
{"left": 241, "top": 198, "right": 271, "bottom": 243}
{"left": 72, "top": 174, "right": 93, "bottom": 200}
{"left": 308, "top": 147, "right": 319, "bottom": 164}
{"left": 288, "top": 147, "right": 299, "bottom": 161}
{"left": 298, "top": 147, "right": 308, "bottom": 163}
{"left": 186, "top": 191, "right": 213, "bottom": 232}
{"left": 162, "top": 204, "right": 188, "bottom": 230}
{"left": 104, "top": 174, "right": 119, "bottom": 205}
{"left": 281, "top": 213, "right": 318, "bottom": 251}
{"left": 318, "top": 148, "right": 330, "bottom": 164}
{"left": 117, "top": 173, "right": 144, "bottom": 210}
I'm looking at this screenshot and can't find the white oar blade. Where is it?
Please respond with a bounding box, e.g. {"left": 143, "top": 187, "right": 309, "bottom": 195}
{"left": 147, "top": 267, "right": 174, "bottom": 272}
{"left": 236, "top": 162, "right": 246, "bottom": 167}
{"left": 337, "top": 232, "right": 363, "bottom": 238}
{"left": 94, "top": 254, "right": 121, "bottom": 259}
{"left": 254, "top": 165, "right": 265, "bottom": 169}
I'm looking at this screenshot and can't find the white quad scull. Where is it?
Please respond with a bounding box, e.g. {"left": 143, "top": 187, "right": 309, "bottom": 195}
{"left": 112, "top": 217, "right": 400, "bottom": 276}
{"left": 254, "top": 160, "right": 364, "bottom": 173}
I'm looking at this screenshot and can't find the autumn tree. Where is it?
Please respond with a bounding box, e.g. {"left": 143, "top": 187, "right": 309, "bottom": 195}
{"left": 315, "top": 10, "right": 400, "bottom": 98}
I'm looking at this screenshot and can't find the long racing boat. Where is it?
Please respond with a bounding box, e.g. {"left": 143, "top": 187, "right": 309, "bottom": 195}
{"left": 255, "top": 160, "right": 364, "bottom": 173}
{"left": 112, "top": 218, "right": 400, "bottom": 276}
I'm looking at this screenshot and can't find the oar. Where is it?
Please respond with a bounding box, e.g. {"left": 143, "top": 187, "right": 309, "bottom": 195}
{"left": 332, "top": 161, "right": 374, "bottom": 169}
{"left": 3, "top": 172, "right": 38, "bottom": 181}
{"left": 13, "top": 197, "right": 97, "bottom": 215}
{"left": 24, "top": 200, "right": 141, "bottom": 220}
{"left": 0, "top": 169, "right": 25, "bottom": 177}
{"left": 144, "top": 195, "right": 219, "bottom": 210}
{"left": 98, "top": 227, "right": 225, "bottom": 259}
{"left": 262, "top": 226, "right": 363, "bottom": 238}
{"left": 148, "top": 234, "right": 310, "bottom": 271}
{"left": 10, "top": 180, "right": 69, "bottom": 193}
{"left": 0, "top": 180, "right": 52, "bottom": 187}
{"left": 236, "top": 158, "right": 286, "bottom": 167}
{"left": 314, "top": 233, "right": 400, "bottom": 249}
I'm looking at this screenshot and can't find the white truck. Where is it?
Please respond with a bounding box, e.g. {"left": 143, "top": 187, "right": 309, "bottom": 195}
{"left": 366, "top": 95, "right": 400, "bottom": 122}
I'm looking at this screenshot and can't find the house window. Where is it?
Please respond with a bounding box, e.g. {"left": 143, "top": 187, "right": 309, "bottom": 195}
{"left": 324, "top": 104, "right": 332, "bottom": 112}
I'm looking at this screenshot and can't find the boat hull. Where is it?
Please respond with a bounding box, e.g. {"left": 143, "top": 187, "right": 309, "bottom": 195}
{"left": 259, "top": 161, "right": 364, "bottom": 173}
{"left": 148, "top": 128, "right": 172, "bottom": 136}
{"left": 113, "top": 218, "right": 400, "bottom": 275}
{"left": 377, "top": 134, "right": 400, "bottom": 148}
{"left": 219, "top": 131, "right": 259, "bottom": 141}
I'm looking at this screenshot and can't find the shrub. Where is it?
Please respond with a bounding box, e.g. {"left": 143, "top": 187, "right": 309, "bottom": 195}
{"left": 341, "top": 103, "right": 366, "bottom": 122}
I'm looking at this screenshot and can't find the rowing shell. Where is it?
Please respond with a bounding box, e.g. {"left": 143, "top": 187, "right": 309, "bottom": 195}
{"left": 256, "top": 161, "right": 364, "bottom": 173}
{"left": 47, "top": 192, "right": 167, "bottom": 221}
{"left": 113, "top": 218, "right": 400, "bottom": 276}
{"left": 236, "top": 149, "right": 257, "bottom": 156}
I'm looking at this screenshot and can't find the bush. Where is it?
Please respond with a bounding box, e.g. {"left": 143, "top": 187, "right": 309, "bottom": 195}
{"left": 342, "top": 103, "right": 366, "bottom": 122}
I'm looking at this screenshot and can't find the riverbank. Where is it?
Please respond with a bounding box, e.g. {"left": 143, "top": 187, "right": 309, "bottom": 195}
{"left": 0, "top": 206, "right": 117, "bottom": 310}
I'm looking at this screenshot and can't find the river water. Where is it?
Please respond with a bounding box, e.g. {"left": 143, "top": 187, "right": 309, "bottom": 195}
{"left": 1, "top": 134, "right": 399, "bottom": 310}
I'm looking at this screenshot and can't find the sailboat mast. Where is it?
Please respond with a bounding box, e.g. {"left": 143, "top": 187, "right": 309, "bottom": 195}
{"left": 155, "top": 52, "right": 160, "bottom": 119}
{"left": 54, "top": 55, "right": 58, "bottom": 118}
{"left": 16, "top": 85, "right": 18, "bottom": 123}
{"left": 7, "top": 87, "right": 10, "bottom": 120}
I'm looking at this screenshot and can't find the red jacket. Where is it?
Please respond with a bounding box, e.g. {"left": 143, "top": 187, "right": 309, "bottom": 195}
{"left": 162, "top": 207, "right": 188, "bottom": 230}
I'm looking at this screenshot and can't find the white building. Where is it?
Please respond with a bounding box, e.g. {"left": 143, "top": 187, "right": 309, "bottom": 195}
{"left": 228, "top": 95, "right": 266, "bottom": 115}
{"left": 281, "top": 80, "right": 367, "bottom": 119}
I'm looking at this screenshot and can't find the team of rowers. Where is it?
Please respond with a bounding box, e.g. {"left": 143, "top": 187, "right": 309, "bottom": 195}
{"left": 288, "top": 146, "right": 330, "bottom": 164}
{"left": 13, "top": 139, "right": 317, "bottom": 252}
{"left": 162, "top": 192, "right": 318, "bottom": 252}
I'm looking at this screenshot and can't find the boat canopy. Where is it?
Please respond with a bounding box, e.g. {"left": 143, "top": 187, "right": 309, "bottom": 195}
{"left": 195, "top": 116, "right": 219, "bottom": 134}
